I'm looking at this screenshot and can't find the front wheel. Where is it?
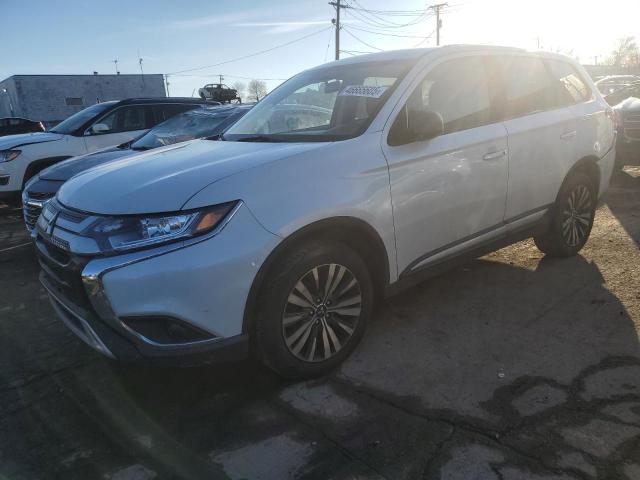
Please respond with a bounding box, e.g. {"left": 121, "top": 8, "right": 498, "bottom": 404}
{"left": 254, "top": 241, "right": 373, "bottom": 379}
{"left": 534, "top": 172, "right": 597, "bottom": 257}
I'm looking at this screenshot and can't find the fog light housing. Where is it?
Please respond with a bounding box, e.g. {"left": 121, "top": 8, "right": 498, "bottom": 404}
{"left": 121, "top": 316, "right": 216, "bottom": 345}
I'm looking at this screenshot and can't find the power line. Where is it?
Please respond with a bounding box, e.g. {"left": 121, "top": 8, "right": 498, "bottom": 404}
{"left": 346, "top": 23, "right": 435, "bottom": 39}
{"left": 348, "top": 0, "right": 432, "bottom": 29}
{"left": 342, "top": 27, "right": 383, "bottom": 51}
{"left": 169, "top": 73, "right": 288, "bottom": 81}
{"left": 339, "top": 49, "right": 377, "bottom": 55}
{"left": 324, "top": 24, "right": 334, "bottom": 62}
{"left": 168, "top": 26, "right": 332, "bottom": 75}
{"left": 413, "top": 29, "right": 437, "bottom": 47}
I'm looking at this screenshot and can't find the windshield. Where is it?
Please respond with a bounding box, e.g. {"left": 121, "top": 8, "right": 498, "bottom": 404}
{"left": 50, "top": 102, "right": 114, "bottom": 134}
{"left": 130, "top": 107, "right": 241, "bottom": 150}
{"left": 223, "top": 60, "right": 411, "bottom": 142}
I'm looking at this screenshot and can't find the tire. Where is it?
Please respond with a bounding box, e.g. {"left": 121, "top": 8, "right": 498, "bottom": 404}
{"left": 253, "top": 240, "right": 373, "bottom": 379}
{"left": 534, "top": 172, "right": 597, "bottom": 257}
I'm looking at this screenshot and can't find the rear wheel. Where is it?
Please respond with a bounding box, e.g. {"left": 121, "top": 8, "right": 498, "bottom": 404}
{"left": 254, "top": 241, "right": 373, "bottom": 379}
{"left": 534, "top": 172, "right": 597, "bottom": 257}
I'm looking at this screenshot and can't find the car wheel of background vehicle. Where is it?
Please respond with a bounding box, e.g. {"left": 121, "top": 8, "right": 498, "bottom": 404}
{"left": 254, "top": 240, "right": 373, "bottom": 379}
{"left": 534, "top": 172, "right": 597, "bottom": 257}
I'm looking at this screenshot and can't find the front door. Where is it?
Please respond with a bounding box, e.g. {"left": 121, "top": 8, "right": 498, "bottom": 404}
{"left": 382, "top": 55, "right": 509, "bottom": 276}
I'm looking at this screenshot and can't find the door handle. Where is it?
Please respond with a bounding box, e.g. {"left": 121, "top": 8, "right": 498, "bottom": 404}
{"left": 482, "top": 149, "right": 507, "bottom": 161}
{"left": 560, "top": 130, "right": 577, "bottom": 140}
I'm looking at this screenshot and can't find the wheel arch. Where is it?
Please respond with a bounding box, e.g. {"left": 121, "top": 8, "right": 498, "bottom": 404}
{"left": 563, "top": 155, "right": 601, "bottom": 194}
{"left": 243, "top": 216, "right": 390, "bottom": 335}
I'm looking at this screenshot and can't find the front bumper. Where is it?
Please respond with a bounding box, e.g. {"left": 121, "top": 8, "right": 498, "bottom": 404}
{"left": 37, "top": 202, "right": 279, "bottom": 364}
{"left": 0, "top": 155, "right": 26, "bottom": 194}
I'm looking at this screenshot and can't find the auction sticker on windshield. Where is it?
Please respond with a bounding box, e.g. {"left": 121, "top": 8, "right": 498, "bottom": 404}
{"left": 339, "top": 85, "right": 388, "bottom": 98}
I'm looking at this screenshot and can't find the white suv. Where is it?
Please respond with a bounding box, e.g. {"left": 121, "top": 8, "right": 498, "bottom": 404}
{"left": 35, "top": 46, "right": 616, "bottom": 378}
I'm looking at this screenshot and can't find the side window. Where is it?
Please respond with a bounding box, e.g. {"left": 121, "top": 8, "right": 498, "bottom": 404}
{"left": 399, "top": 56, "right": 492, "bottom": 137}
{"left": 93, "top": 106, "right": 148, "bottom": 134}
{"left": 154, "top": 104, "right": 197, "bottom": 125}
{"left": 499, "top": 56, "right": 559, "bottom": 118}
{"left": 546, "top": 59, "right": 592, "bottom": 105}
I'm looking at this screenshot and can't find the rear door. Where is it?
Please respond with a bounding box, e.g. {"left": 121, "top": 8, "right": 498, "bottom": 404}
{"left": 493, "top": 55, "right": 577, "bottom": 221}
{"left": 382, "top": 55, "right": 509, "bottom": 275}
{"left": 83, "top": 105, "right": 151, "bottom": 152}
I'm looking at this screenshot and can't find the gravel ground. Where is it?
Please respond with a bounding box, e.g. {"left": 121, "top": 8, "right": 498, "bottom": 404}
{"left": 0, "top": 168, "right": 639, "bottom": 480}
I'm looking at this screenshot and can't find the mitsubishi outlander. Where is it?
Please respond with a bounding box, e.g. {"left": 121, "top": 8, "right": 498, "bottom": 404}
{"left": 34, "top": 46, "right": 616, "bottom": 378}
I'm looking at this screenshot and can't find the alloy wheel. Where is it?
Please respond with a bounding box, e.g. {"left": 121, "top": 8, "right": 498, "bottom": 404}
{"left": 561, "top": 184, "right": 593, "bottom": 247}
{"left": 282, "top": 263, "right": 362, "bottom": 363}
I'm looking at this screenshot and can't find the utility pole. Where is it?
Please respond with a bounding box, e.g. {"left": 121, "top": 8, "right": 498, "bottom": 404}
{"left": 329, "top": 0, "right": 347, "bottom": 60}
{"left": 218, "top": 74, "right": 224, "bottom": 84}
{"left": 112, "top": 59, "right": 120, "bottom": 75}
{"left": 430, "top": 3, "right": 448, "bottom": 46}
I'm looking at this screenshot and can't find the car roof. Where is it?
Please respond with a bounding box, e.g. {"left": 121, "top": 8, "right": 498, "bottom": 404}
{"left": 313, "top": 44, "right": 528, "bottom": 70}
{"left": 188, "top": 104, "right": 252, "bottom": 115}
{"left": 596, "top": 75, "right": 640, "bottom": 83}
{"left": 113, "top": 97, "right": 209, "bottom": 106}
{"left": 0, "top": 116, "right": 38, "bottom": 122}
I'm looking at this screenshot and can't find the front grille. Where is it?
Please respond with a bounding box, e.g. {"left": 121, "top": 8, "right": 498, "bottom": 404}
{"left": 624, "top": 114, "right": 640, "bottom": 141}
{"left": 35, "top": 238, "right": 92, "bottom": 312}
{"left": 28, "top": 191, "right": 55, "bottom": 201}
{"left": 22, "top": 192, "right": 54, "bottom": 230}
{"left": 23, "top": 204, "right": 42, "bottom": 230}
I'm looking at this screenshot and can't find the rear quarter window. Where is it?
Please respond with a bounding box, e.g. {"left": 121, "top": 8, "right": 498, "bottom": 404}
{"left": 545, "top": 59, "right": 593, "bottom": 105}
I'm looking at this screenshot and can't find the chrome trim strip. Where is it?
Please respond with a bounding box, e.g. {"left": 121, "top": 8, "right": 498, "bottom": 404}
{"left": 80, "top": 201, "right": 244, "bottom": 349}
{"left": 42, "top": 278, "right": 116, "bottom": 359}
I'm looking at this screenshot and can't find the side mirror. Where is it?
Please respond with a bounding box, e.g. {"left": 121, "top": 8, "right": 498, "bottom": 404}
{"left": 408, "top": 109, "right": 444, "bottom": 141}
{"left": 87, "top": 123, "right": 110, "bottom": 135}
{"left": 389, "top": 108, "right": 444, "bottom": 146}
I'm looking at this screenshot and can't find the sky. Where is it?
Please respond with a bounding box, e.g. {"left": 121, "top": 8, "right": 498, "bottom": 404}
{"left": 2, "top": 0, "right": 639, "bottom": 97}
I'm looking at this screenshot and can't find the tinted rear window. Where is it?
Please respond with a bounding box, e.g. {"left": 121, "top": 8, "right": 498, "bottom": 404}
{"left": 495, "top": 55, "right": 559, "bottom": 119}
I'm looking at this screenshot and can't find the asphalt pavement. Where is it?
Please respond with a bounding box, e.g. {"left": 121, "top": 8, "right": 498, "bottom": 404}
{"left": 1, "top": 169, "right": 639, "bottom": 480}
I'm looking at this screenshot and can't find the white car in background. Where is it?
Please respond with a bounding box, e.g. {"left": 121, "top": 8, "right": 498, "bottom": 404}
{"left": 36, "top": 46, "right": 616, "bottom": 378}
{"left": 0, "top": 98, "right": 207, "bottom": 203}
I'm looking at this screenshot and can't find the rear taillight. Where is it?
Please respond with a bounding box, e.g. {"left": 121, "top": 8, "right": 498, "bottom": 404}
{"left": 38, "top": 122, "right": 45, "bottom": 131}
{"left": 606, "top": 108, "right": 621, "bottom": 129}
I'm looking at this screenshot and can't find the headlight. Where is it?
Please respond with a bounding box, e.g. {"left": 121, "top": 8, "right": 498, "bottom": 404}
{"left": 87, "top": 201, "right": 239, "bottom": 253}
{"left": 0, "top": 150, "right": 21, "bottom": 163}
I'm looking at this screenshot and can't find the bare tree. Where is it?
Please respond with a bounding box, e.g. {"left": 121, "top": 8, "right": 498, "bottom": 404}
{"left": 247, "top": 79, "right": 267, "bottom": 102}
{"left": 606, "top": 36, "right": 640, "bottom": 67}
{"left": 231, "top": 81, "right": 246, "bottom": 102}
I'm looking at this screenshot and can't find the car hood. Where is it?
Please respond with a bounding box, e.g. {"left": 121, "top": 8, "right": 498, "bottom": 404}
{"left": 614, "top": 96, "right": 640, "bottom": 112}
{"left": 0, "top": 131, "right": 64, "bottom": 150}
{"left": 39, "top": 148, "right": 132, "bottom": 181}
{"left": 58, "top": 139, "right": 329, "bottom": 215}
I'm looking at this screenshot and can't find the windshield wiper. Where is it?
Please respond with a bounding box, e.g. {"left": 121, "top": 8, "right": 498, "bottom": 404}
{"left": 130, "top": 145, "right": 151, "bottom": 151}
{"left": 236, "top": 135, "right": 281, "bottom": 143}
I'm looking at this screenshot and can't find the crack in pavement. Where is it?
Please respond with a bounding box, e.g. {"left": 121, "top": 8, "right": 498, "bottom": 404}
{"left": 330, "top": 355, "right": 640, "bottom": 479}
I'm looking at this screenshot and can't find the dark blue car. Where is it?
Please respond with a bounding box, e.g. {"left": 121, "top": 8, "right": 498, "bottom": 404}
{"left": 23, "top": 104, "right": 251, "bottom": 230}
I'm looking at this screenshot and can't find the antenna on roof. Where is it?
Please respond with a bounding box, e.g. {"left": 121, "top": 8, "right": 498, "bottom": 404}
{"left": 138, "top": 50, "right": 145, "bottom": 88}
{"left": 113, "top": 59, "right": 120, "bottom": 75}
